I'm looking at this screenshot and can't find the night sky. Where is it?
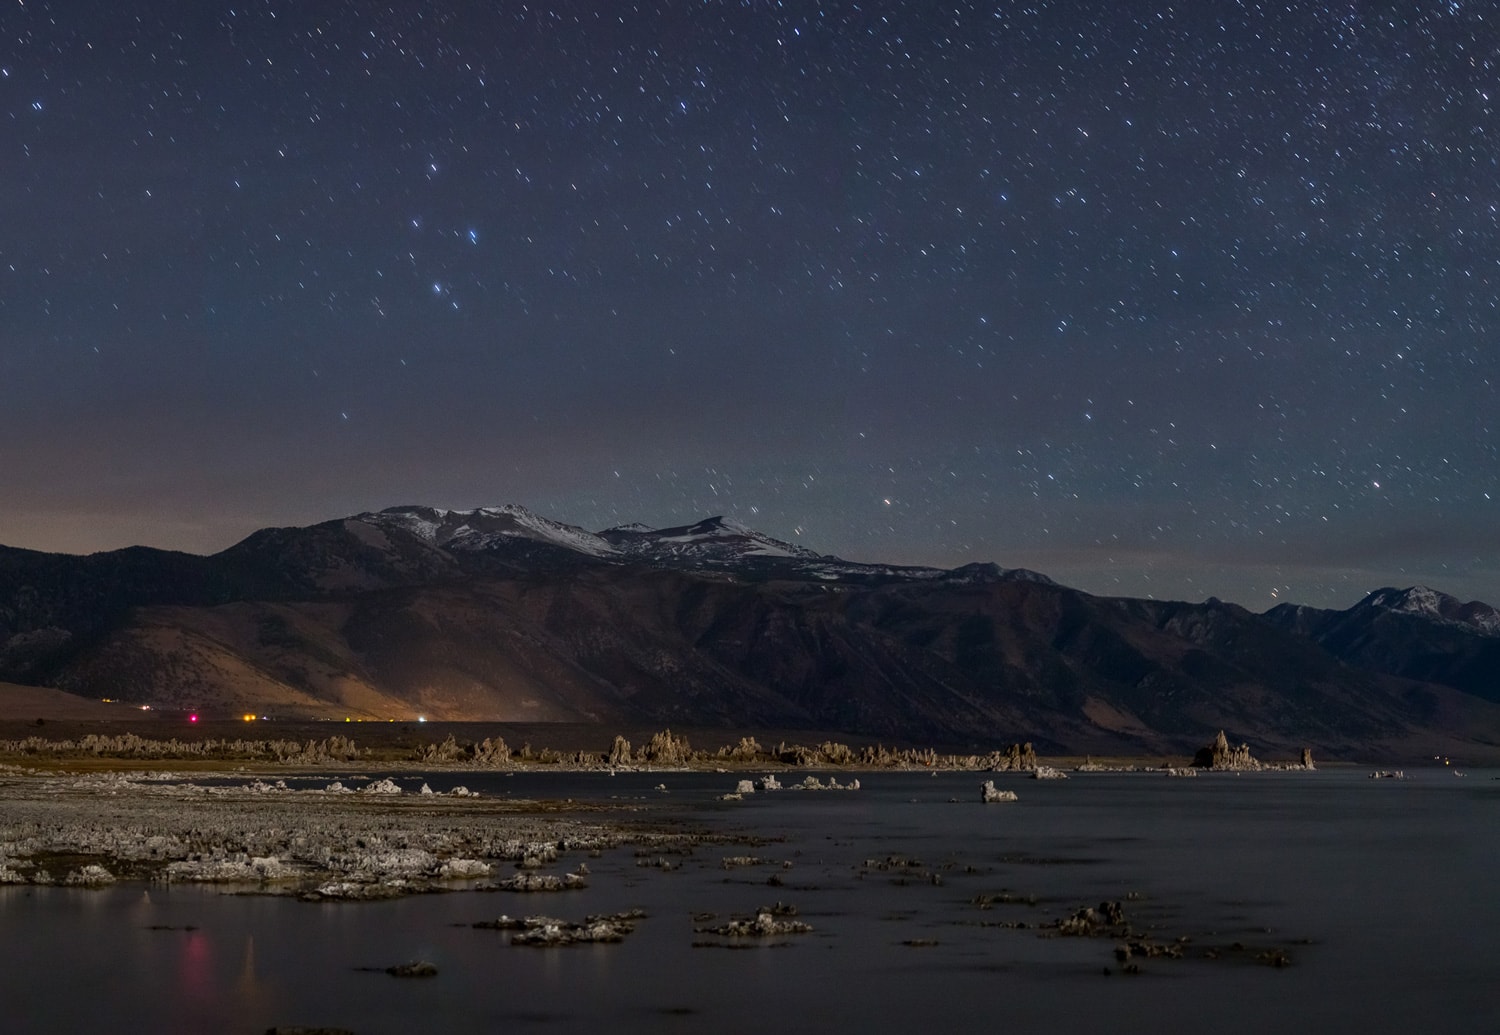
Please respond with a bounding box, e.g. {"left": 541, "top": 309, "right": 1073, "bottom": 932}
{"left": 2, "top": 1, "right": 1496, "bottom": 610}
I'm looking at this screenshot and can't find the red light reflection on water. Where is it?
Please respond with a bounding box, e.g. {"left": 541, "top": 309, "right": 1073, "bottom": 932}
{"left": 179, "top": 929, "right": 212, "bottom": 996}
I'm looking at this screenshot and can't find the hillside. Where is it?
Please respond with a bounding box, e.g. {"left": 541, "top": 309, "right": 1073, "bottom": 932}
{"left": 3, "top": 505, "right": 1499, "bottom": 760}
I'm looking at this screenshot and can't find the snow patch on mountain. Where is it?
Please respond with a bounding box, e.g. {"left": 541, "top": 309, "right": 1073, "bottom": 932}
{"left": 360, "top": 505, "right": 618, "bottom": 558}
{"left": 599, "top": 515, "right": 822, "bottom": 564}
{"left": 349, "top": 505, "right": 1054, "bottom": 588}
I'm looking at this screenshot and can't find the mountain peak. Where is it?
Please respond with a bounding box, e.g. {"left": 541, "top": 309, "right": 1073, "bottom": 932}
{"left": 1360, "top": 585, "right": 1500, "bottom": 637}
{"left": 598, "top": 513, "right": 820, "bottom": 564}
{"left": 360, "top": 504, "right": 617, "bottom": 558}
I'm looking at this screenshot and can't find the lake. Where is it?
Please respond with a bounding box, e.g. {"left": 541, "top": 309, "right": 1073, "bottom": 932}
{"left": 1, "top": 767, "right": 1494, "bottom": 1034}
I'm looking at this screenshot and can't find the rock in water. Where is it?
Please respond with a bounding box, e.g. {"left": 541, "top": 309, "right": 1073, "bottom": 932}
{"left": 485, "top": 872, "right": 587, "bottom": 892}
{"left": 1192, "top": 730, "right": 1261, "bottom": 770}
{"left": 698, "top": 911, "right": 813, "bottom": 937}
{"left": 981, "top": 780, "right": 1018, "bottom": 803}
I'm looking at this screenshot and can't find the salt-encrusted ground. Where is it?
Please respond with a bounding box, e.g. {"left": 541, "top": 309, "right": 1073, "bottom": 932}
{"left": 0, "top": 768, "right": 682, "bottom": 899}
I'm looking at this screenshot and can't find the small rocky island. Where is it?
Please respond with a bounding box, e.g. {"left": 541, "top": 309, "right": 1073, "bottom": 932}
{"left": 1192, "top": 730, "right": 1315, "bottom": 772}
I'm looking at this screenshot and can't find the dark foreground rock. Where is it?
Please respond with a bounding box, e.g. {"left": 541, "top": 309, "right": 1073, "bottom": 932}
{"left": 384, "top": 961, "right": 438, "bottom": 978}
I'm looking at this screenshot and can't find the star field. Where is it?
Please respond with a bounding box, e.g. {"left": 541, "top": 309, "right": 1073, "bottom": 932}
{"left": 1, "top": 1, "right": 1496, "bottom": 609}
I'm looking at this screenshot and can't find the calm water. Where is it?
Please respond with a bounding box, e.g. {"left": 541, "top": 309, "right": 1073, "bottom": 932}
{"left": 2, "top": 769, "right": 1495, "bottom": 1034}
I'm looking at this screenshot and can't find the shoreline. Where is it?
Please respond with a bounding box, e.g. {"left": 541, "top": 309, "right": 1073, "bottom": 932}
{"left": 0, "top": 728, "right": 1326, "bottom": 775}
{"left": 2, "top": 708, "right": 1478, "bottom": 766}
{"left": 0, "top": 765, "right": 711, "bottom": 899}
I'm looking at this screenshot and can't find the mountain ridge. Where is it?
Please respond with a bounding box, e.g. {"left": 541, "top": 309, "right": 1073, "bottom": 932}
{"left": 3, "top": 505, "right": 1498, "bottom": 760}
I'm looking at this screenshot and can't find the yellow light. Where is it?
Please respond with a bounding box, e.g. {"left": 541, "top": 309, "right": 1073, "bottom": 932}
{"left": 242, "top": 714, "right": 256, "bottom": 722}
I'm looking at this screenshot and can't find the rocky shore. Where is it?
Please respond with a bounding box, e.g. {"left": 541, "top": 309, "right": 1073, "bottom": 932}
{"left": 0, "top": 728, "right": 1053, "bottom": 773}
{"left": 0, "top": 768, "right": 695, "bottom": 897}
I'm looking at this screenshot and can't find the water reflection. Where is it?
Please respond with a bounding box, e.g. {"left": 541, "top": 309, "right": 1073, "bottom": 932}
{"left": 235, "top": 935, "right": 271, "bottom": 1011}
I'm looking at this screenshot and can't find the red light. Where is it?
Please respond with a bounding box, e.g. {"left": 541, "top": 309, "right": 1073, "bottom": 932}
{"left": 189, "top": 714, "right": 198, "bottom": 723}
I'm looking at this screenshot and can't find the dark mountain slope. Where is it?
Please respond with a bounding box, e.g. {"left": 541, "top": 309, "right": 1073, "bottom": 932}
{"left": 1267, "top": 586, "right": 1500, "bottom": 704}
{"left": 4, "top": 509, "right": 1500, "bottom": 759}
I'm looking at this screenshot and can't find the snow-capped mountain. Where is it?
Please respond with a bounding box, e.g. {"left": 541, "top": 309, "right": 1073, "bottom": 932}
{"left": 4, "top": 505, "right": 1500, "bottom": 758}
{"left": 359, "top": 507, "right": 1012, "bottom": 584}
{"left": 1266, "top": 584, "right": 1500, "bottom": 706}
{"left": 599, "top": 515, "right": 819, "bottom": 563}
{"left": 361, "top": 505, "right": 618, "bottom": 558}
{"left": 1360, "top": 585, "right": 1500, "bottom": 637}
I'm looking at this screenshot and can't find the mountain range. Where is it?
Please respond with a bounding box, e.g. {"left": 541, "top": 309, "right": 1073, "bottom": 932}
{"left": 2, "top": 504, "right": 1498, "bottom": 760}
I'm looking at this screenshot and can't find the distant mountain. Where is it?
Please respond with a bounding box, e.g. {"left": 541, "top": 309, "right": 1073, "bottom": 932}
{"left": 3, "top": 508, "right": 1499, "bottom": 760}
{"left": 1266, "top": 586, "right": 1500, "bottom": 704}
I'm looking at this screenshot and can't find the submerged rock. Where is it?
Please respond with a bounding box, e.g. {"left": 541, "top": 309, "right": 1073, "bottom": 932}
{"left": 385, "top": 960, "right": 438, "bottom": 978}
{"left": 1055, "top": 900, "right": 1128, "bottom": 936}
